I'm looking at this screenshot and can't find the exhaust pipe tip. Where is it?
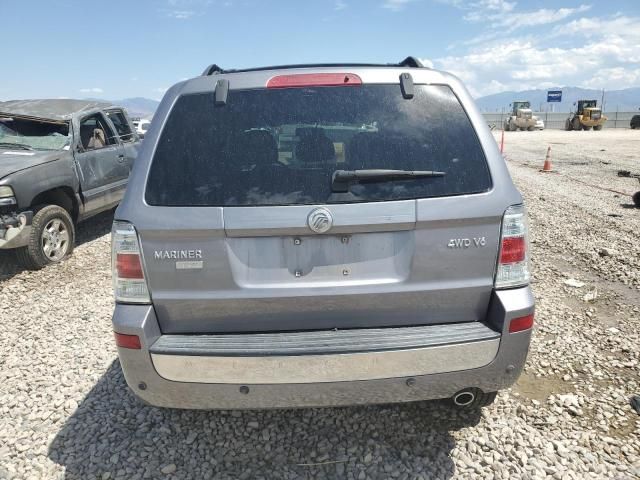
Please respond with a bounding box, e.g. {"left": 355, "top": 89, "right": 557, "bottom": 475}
{"left": 453, "top": 390, "right": 476, "bottom": 407}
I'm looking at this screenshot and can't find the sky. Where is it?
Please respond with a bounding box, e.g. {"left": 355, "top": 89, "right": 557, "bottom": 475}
{"left": 1, "top": 0, "right": 639, "bottom": 100}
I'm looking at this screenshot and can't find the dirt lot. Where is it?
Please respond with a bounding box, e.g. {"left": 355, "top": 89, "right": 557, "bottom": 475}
{"left": 0, "top": 129, "right": 639, "bottom": 479}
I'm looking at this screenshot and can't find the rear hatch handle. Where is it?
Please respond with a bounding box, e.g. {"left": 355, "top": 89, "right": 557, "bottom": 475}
{"left": 331, "top": 169, "right": 446, "bottom": 193}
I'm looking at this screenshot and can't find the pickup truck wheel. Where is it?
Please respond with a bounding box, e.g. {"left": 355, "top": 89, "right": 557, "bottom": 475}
{"left": 15, "top": 205, "right": 75, "bottom": 270}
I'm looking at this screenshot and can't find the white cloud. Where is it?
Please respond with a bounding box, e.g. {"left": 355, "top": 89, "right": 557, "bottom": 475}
{"left": 437, "top": 0, "right": 514, "bottom": 13}
{"left": 418, "top": 58, "right": 434, "bottom": 68}
{"left": 442, "top": 2, "right": 592, "bottom": 50}
{"left": 163, "top": 0, "right": 214, "bottom": 19}
{"left": 167, "top": 10, "right": 195, "bottom": 19}
{"left": 79, "top": 87, "right": 104, "bottom": 94}
{"left": 334, "top": 0, "right": 347, "bottom": 11}
{"left": 382, "top": 0, "right": 414, "bottom": 12}
{"left": 430, "top": 1, "right": 640, "bottom": 97}
{"left": 463, "top": 3, "right": 591, "bottom": 32}
{"left": 435, "top": 18, "right": 640, "bottom": 97}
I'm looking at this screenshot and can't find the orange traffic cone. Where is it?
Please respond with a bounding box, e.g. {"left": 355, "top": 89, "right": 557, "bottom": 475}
{"left": 541, "top": 146, "right": 553, "bottom": 172}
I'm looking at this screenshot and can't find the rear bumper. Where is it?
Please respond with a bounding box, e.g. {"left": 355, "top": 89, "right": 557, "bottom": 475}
{"left": 112, "top": 287, "right": 534, "bottom": 409}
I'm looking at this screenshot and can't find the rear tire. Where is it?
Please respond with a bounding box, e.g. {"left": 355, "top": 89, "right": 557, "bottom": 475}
{"left": 583, "top": 125, "right": 592, "bottom": 131}
{"left": 565, "top": 119, "right": 572, "bottom": 131}
{"left": 633, "top": 191, "right": 640, "bottom": 207}
{"left": 527, "top": 126, "right": 534, "bottom": 131}
{"left": 449, "top": 389, "right": 497, "bottom": 410}
{"left": 594, "top": 125, "right": 603, "bottom": 131}
{"left": 15, "top": 205, "right": 75, "bottom": 270}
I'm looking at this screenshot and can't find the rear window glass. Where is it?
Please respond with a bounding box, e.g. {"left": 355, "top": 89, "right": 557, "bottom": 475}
{"left": 146, "top": 84, "right": 491, "bottom": 206}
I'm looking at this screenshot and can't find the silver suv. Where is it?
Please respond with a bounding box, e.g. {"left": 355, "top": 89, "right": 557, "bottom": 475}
{"left": 111, "top": 57, "right": 534, "bottom": 410}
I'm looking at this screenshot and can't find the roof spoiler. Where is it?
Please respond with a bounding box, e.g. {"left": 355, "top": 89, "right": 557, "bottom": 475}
{"left": 201, "top": 56, "right": 428, "bottom": 76}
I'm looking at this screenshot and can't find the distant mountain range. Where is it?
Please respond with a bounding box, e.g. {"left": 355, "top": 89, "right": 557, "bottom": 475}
{"left": 475, "top": 87, "right": 640, "bottom": 113}
{"left": 112, "top": 97, "right": 160, "bottom": 118}
{"left": 100, "top": 86, "right": 640, "bottom": 117}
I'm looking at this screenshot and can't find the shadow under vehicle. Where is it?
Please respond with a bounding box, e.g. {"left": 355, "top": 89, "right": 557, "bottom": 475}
{"left": 0, "top": 99, "right": 140, "bottom": 269}
{"left": 47, "top": 359, "right": 477, "bottom": 479}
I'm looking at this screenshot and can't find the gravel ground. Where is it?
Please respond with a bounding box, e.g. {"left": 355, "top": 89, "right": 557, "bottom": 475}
{"left": 1, "top": 129, "right": 639, "bottom": 479}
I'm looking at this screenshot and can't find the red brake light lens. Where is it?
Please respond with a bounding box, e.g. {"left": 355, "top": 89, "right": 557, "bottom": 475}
{"left": 509, "top": 313, "right": 534, "bottom": 333}
{"left": 267, "top": 73, "right": 362, "bottom": 89}
{"left": 114, "top": 332, "right": 142, "bottom": 349}
{"left": 116, "top": 253, "right": 144, "bottom": 279}
{"left": 112, "top": 221, "right": 150, "bottom": 304}
{"left": 495, "top": 205, "right": 530, "bottom": 288}
{"left": 500, "top": 236, "right": 526, "bottom": 264}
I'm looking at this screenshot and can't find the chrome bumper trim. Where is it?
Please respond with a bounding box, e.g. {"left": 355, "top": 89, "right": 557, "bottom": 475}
{"left": 150, "top": 338, "right": 500, "bottom": 384}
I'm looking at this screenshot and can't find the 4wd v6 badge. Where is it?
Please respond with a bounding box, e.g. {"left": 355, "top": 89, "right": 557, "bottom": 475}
{"left": 447, "top": 237, "right": 487, "bottom": 248}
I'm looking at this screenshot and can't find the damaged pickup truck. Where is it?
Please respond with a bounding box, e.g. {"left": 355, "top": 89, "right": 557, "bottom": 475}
{"left": 0, "top": 99, "right": 140, "bottom": 269}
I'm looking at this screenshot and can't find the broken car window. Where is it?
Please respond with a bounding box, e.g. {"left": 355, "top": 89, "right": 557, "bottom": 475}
{"left": 0, "top": 116, "right": 70, "bottom": 151}
{"left": 106, "top": 110, "right": 135, "bottom": 143}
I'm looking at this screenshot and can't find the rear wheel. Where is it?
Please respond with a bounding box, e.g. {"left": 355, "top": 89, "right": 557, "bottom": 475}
{"left": 582, "top": 125, "right": 592, "bottom": 131}
{"left": 633, "top": 191, "right": 640, "bottom": 207}
{"left": 527, "top": 126, "right": 534, "bottom": 131}
{"left": 565, "top": 119, "right": 572, "bottom": 131}
{"left": 593, "top": 125, "right": 603, "bottom": 131}
{"left": 15, "top": 205, "right": 75, "bottom": 270}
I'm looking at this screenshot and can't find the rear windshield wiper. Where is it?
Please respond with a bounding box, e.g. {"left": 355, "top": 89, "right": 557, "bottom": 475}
{"left": 0, "top": 142, "right": 34, "bottom": 151}
{"left": 331, "top": 169, "right": 445, "bottom": 192}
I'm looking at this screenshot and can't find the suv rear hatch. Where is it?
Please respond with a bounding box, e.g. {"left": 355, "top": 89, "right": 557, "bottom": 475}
{"left": 139, "top": 76, "right": 502, "bottom": 333}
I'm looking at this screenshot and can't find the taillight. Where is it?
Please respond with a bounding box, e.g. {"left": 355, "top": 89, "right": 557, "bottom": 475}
{"left": 495, "top": 205, "right": 530, "bottom": 289}
{"left": 111, "top": 221, "right": 150, "bottom": 304}
{"left": 267, "top": 73, "right": 362, "bottom": 89}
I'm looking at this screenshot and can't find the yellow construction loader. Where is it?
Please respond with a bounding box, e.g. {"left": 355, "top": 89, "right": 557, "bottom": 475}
{"left": 565, "top": 100, "right": 607, "bottom": 131}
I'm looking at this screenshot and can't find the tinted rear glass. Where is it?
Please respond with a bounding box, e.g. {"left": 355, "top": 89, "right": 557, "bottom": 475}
{"left": 146, "top": 84, "right": 491, "bottom": 206}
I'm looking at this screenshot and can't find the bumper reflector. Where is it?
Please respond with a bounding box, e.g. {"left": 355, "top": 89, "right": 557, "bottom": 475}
{"left": 509, "top": 313, "right": 534, "bottom": 333}
{"left": 114, "top": 332, "right": 142, "bottom": 349}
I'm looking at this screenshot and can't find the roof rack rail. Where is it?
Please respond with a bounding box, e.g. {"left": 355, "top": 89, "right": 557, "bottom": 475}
{"left": 398, "top": 56, "right": 424, "bottom": 68}
{"left": 202, "top": 64, "right": 224, "bottom": 76}
{"left": 201, "top": 57, "right": 427, "bottom": 76}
